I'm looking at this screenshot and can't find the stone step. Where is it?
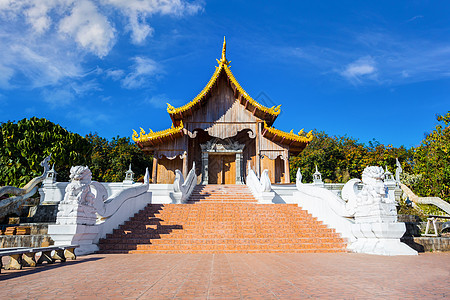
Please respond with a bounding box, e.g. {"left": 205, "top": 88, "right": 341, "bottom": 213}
{"left": 100, "top": 242, "right": 346, "bottom": 251}
{"left": 106, "top": 231, "right": 338, "bottom": 239}
{"left": 102, "top": 249, "right": 348, "bottom": 254}
{"left": 98, "top": 185, "right": 347, "bottom": 253}
{"left": 101, "top": 237, "right": 344, "bottom": 245}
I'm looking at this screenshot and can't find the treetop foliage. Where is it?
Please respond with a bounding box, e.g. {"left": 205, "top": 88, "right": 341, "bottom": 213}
{"left": 290, "top": 130, "right": 413, "bottom": 184}
{"left": 411, "top": 111, "right": 450, "bottom": 201}
{"left": 86, "top": 133, "right": 152, "bottom": 182}
{"left": 0, "top": 118, "right": 152, "bottom": 187}
{"left": 0, "top": 117, "right": 91, "bottom": 187}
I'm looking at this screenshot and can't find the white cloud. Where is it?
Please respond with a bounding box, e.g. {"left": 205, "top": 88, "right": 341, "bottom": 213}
{"left": 0, "top": 63, "right": 15, "bottom": 89}
{"left": 70, "top": 80, "right": 102, "bottom": 95}
{"left": 128, "top": 13, "right": 154, "bottom": 44}
{"left": 0, "top": 32, "right": 84, "bottom": 88}
{"left": 145, "top": 93, "right": 169, "bottom": 109}
{"left": 122, "top": 56, "right": 160, "bottom": 89}
{"left": 280, "top": 31, "right": 450, "bottom": 86}
{"left": 66, "top": 108, "right": 110, "bottom": 127}
{"left": 42, "top": 87, "right": 75, "bottom": 107}
{"left": 59, "top": 1, "right": 115, "bottom": 57}
{"left": 0, "top": 0, "right": 203, "bottom": 90}
{"left": 103, "top": 0, "right": 203, "bottom": 44}
{"left": 341, "top": 56, "right": 377, "bottom": 83}
{"left": 105, "top": 68, "right": 125, "bottom": 80}
{"left": 406, "top": 15, "right": 423, "bottom": 23}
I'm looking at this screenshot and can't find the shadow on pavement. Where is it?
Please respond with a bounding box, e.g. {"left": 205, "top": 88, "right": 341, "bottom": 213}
{"left": 0, "top": 256, "right": 104, "bottom": 280}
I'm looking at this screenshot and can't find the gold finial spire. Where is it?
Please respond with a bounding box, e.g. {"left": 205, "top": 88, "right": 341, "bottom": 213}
{"left": 221, "top": 36, "right": 226, "bottom": 61}
{"left": 217, "top": 36, "right": 230, "bottom": 66}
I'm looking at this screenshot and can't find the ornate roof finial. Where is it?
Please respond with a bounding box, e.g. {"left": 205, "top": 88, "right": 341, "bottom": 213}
{"left": 222, "top": 36, "right": 226, "bottom": 61}
{"left": 217, "top": 36, "right": 230, "bottom": 66}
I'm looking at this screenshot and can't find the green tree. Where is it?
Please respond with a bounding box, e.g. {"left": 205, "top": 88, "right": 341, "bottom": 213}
{"left": 412, "top": 112, "right": 450, "bottom": 202}
{"left": 0, "top": 117, "right": 92, "bottom": 187}
{"left": 86, "top": 133, "right": 152, "bottom": 182}
{"left": 290, "top": 130, "right": 413, "bottom": 183}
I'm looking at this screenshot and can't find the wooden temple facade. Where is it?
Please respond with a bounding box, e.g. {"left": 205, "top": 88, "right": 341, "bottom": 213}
{"left": 132, "top": 38, "right": 313, "bottom": 184}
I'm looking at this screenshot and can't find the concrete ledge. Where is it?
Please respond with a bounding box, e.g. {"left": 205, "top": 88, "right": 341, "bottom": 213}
{"left": 401, "top": 236, "right": 450, "bottom": 252}
{"left": 0, "top": 235, "right": 54, "bottom": 248}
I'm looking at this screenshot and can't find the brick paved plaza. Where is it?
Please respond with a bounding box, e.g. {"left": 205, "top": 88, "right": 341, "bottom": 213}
{"left": 1, "top": 252, "right": 449, "bottom": 299}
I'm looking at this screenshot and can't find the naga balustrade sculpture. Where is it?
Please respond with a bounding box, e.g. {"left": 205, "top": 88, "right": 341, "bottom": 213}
{"left": 0, "top": 155, "right": 51, "bottom": 221}
{"left": 246, "top": 164, "right": 274, "bottom": 203}
{"left": 172, "top": 162, "right": 197, "bottom": 204}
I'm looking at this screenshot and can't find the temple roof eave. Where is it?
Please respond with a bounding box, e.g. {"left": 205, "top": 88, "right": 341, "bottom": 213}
{"left": 166, "top": 63, "right": 281, "bottom": 126}
{"left": 262, "top": 122, "right": 313, "bottom": 149}
{"left": 132, "top": 121, "right": 184, "bottom": 148}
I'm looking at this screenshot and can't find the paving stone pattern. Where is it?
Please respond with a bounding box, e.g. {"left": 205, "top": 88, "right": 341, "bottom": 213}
{"left": 1, "top": 252, "right": 449, "bottom": 299}
{"left": 99, "top": 185, "right": 346, "bottom": 253}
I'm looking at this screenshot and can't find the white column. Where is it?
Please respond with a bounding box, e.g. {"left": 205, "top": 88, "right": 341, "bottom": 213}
{"left": 201, "top": 152, "right": 209, "bottom": 184}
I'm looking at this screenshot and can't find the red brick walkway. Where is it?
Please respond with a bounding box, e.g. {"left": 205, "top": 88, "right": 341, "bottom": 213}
{"left": 1, "top": 253, "right": 449, "bottom": 299}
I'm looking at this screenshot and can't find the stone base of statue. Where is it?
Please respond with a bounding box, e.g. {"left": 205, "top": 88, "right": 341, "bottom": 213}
{"left": 49, "top": 192, "right": 99, "bottom": 255}
{"left": 48, "top": 223, "right": 99, "bottom": 255}
{"left": 349, "top": 203, "right": 418, "bottom": 255}
{"left": 259, "top": 191, "right": 275, "bottom": 204}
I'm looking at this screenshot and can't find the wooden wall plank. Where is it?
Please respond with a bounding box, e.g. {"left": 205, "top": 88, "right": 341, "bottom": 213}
{"left": 156, "top": 156, "right": 182, "bottom": 184}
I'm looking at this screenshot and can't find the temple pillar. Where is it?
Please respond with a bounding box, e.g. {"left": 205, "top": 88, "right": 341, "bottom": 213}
{"left": 182, "top": 152, "right": 188, "bottom": 178}
{"left": 284, "top": 150, "right": 290, "bottom": 184}
{"left": 152, "top": 152, "right": 158, "bottom": 184}
{"left": 201, "top": 152, "right": 209, "bottom": 184}
{"left": 235, "top": 152, "right": 243, "bottom": 184}
{"left": 256, "top": 122, "right": 261, "bottom": 176}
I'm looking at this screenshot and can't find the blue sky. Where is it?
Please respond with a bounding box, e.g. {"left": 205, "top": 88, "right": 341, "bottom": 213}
{"left": 0, "top": 1, "right": 449, "bottom": 148}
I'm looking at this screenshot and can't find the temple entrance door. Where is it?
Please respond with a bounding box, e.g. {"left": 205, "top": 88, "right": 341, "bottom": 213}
{"left": 208, "top": 154, "right": 236, "bottom": 184}
{"left": 208, "top": 155, "right": 223, "bottom": 184}
{"left": 223, "top": 155, "right": 236, "bottom": 184}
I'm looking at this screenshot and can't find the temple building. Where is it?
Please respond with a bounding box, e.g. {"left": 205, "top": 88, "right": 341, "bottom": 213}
{"left": 132, "top": 38, "right": 313, "bottom": 184}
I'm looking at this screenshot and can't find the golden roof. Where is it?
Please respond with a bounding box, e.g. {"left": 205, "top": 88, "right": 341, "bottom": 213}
{"left": 132, "top": 121, "right": 184, "bottom": 145}
{"left": 166, "top": 37, "right": 281, "bottom": 119}
{"left": 262, "top": 121, "right": 313, "bottom": 145}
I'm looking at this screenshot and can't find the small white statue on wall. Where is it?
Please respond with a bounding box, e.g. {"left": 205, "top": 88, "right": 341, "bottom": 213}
{"left": 56, "top": 166, "right": 97, "bottom": 225}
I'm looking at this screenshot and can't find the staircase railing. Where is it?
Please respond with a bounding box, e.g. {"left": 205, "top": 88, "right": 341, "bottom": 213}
{"left": 173, "top": 162, "right": 197, "bottom": 203}
{"left": 400, "top": 183, "right": 450, "bottom": 215}
{"left": 246, "top": 167, "right": 274, "bottom": 203}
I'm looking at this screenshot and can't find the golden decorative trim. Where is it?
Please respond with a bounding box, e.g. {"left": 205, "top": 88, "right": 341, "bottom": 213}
{"left": 167, "top": 65, "right": 222, "bottom": 114}
{"left": 132, "top": 121, "right": 184, "bottom": 143}
{"left": 263, "top": 122, "right": 313, "bottom": 143}
{"left": 224, "top": 67, "right": 281, "bottom": 115}
{"left": 166, "top": 37, "right": 281, "bottom": 117}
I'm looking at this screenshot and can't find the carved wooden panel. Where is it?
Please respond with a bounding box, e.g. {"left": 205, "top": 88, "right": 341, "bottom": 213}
{"left": 208, "top": 155, "right": 223, "bottom": 184}
{"left": 208, "top": 154, "right": 236, "bottom": 184}
{"left": 157, "top": 156, "right": 182, "bottom": 184}
{"left": 223, "top": 154, "right": 236, "bottom": 184}
{"left": 261, "top": 155, "right": 275, "bottom": 183}
{"left": 260, "top": 135, "right": 288, "bottom": 152}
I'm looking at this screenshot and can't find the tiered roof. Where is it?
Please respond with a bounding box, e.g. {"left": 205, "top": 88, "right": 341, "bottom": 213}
{"left": 166, "top": 39, "right": 281, "bottom": 126}
{"left": 132, "top": 37, "right": 312, "bottom": 149}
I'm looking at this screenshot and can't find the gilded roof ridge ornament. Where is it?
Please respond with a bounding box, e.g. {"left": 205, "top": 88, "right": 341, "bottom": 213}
{"left": 166, "top": 38, "right": 281, "bottom": 118}
{"left": 132, "top": 120, "right": 184, "bottom": 143}
{"left": 216, "top": 36, "right": 230, "bottom": 66}
{"left": 167, "top": 103, "right": 176, "bottom": 113}
{"left": 263, "top": 121, "right": 313, "bottom": 143}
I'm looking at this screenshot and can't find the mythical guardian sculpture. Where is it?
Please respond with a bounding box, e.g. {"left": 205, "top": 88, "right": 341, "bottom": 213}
{"left": 56, "top": 166, "right": 150, "bottom": 225}
{"left": 56, "top": 166, "right": 97, "bottom": 225}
